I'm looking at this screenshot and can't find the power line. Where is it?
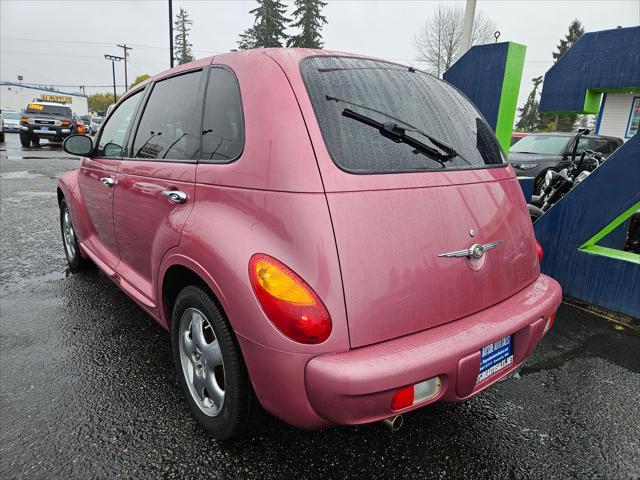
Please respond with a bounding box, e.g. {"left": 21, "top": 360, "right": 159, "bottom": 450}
{"left": 1, "top": 36, "right": 223, "bottom": 54}
{"left": 2, "top": 82, "right": 127, "bottom": 88}
{"left": 2, "top": 49, "right": 108, "bottom": 59}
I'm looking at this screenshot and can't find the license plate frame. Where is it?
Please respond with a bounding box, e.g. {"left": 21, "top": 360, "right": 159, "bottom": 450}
{"left": 477, "top": 335, "right": 513, "bottom": 383}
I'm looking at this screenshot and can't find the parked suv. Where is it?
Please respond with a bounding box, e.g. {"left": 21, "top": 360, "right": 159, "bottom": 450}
{"left": 19, "top": 101, "right": 74, "bottom": 146}
{"left": 510, "top": 132, "right": 623, "bottom": 192}
{"left": 58, "top": 50, "right": 561, "bottom": 439}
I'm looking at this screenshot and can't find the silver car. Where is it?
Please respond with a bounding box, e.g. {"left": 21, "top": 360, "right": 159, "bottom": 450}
{"left": 89, "top": 116, "right": 103, "bottom": 135}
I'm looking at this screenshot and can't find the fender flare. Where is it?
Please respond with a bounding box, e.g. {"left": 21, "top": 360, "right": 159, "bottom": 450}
{"left": 156, "top": 251, "right": 232, "bottom": 330}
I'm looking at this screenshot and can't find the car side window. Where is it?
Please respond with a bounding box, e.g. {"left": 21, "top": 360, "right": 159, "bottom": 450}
{"left": 577, "top": 138, "right": 589, "bottom": 152}
{"left": 609, "top": 140, "right": 620, "bottom": 154}
{"left": 132, "top": 70, "right": 203, "bottom": 161}
{"left": 96, "top": 90, "right": 143, "bottom": 157}
{"left": 592, "top": 139, "right": 612, "bottom": 155}
{"left": 201, "top": 67, "right": 244, "bottom": 163}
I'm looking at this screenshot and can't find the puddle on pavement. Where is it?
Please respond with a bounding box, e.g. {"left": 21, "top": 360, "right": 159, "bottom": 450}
{"left": 0, "top": 171, "right": 58, "bottom": 180}
{"left": 1, "top": 270, "right": 71, "bottom": 295}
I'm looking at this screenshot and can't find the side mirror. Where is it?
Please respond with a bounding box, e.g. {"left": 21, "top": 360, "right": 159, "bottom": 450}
{"left": 63, "top": 134, "right": 93, "bottom": 156}
{"left": 103, "top": 142, "right": 123, "bottom": 157}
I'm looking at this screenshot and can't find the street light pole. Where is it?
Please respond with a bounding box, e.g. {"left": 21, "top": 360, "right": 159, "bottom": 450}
{"left": 460, "top": 0, "right": 477, "bottom": 55}
{"left": 117, "top": 44, "right": 133, "bottom": 90}
{"left": 104, "top": 54, "right": 123, "bottom": 102}
{"left": 169, "top": 0, "right": 174, "bottom": 68}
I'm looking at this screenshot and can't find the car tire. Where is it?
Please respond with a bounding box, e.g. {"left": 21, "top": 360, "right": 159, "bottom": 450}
{"left": 60, "top": 199, "right": 91, "bottom": 271}
{"left": 172, "top": 285, "right": 257, "bottom": 440}
{"left": 19, "top": 132, "right": 30, "bottom": 147}
{"left": 0, "top": 132, "right": 4, "bottom": 143}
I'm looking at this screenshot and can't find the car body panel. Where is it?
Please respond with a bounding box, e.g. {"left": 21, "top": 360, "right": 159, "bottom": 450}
{"left": 174, "top": 183, "right": 349, "bottom": 354}
{"left": 325, "top": 176, "right": 539, "bottom": 348}
{"left": 77, "top": 157, "right": 121, "bottom": 271}
{"left": 113, "top": 160, "right": 197, "bottom": 311}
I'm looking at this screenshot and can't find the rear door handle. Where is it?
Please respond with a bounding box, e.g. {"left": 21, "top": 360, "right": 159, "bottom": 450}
{"left": 162, "top": 190, "right": 187, "bottom": 204}
{"left": 100, "top": 177, "right": 114, "bottom": 187}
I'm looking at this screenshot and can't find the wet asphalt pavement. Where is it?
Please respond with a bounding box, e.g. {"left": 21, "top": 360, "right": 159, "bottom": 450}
{"left": 1, "top": 133, "right": 639, "bottom": 479}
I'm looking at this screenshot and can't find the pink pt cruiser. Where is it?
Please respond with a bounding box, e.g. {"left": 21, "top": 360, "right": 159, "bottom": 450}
{"left": 58, "top": 49, "right": 562, "bottom": 439}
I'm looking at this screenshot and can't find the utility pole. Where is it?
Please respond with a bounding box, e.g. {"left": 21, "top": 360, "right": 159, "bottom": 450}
{"left": 104, "top": 54, "right": 123, "bottom": 102}
{"left": 460, "top": 0, "right": 477, "bottom": 55}
{"left": 117, "top": 43, "right": 133, "bottom": 90}
{"left": 169, "top": 0, "right": 174, "bottom": 68}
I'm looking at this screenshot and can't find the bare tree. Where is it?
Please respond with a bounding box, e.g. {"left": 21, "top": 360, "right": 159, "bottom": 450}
{"left": 414, "top": 5, "right": 497, "bottom": 77}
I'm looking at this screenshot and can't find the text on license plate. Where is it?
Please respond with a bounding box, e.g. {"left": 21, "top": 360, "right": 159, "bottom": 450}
{"left": 477, "top": 335, "right": 513, "bottom": 383}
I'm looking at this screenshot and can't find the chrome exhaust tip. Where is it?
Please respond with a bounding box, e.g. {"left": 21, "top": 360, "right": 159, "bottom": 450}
{"left": 381, "top": 415, "right": 404, "bottom": 431}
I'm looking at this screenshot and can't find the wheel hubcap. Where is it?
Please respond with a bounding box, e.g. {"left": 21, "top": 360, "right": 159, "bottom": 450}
{"left": 178, "top": 308, "right": 225, "bottom": 417}
{"left": 62, "top": 209, "right": 76, "bottom": 259}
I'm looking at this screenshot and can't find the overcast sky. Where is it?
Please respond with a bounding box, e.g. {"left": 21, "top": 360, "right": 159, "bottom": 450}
{"left": 1, "top": 0, "right": 638, "bottom": 111}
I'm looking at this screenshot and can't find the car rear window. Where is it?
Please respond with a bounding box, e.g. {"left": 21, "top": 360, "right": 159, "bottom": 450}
{"left": 25, "top": 103, "right": 71, "bottom": 116}
{"left": 300, "top": 56, "right": 506, "bottom": 174}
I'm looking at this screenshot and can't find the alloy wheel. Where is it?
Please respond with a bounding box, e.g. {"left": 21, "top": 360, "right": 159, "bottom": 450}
{"left": 178, "top": 308, "right": 226, "bottom": 417}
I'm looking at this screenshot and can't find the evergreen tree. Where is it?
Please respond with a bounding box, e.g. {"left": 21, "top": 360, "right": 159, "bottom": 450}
{"left": 174, "top": 8, "right": 194, "bottom": 65}
{"left": 287, "top": 0, "right": 328, "bottom": 48}
{"left": 549, "top": 19, "right": 585, "bottom": 131}
{"left": 238, "top": 0, "right": 290, "bottom": 49}
{"left": 516, "top": 76, "right": 543, "bottom": 131}
{"left": 238, "top": 27, "right": 259, "bottom": 50}
{"left": 552, "top": 19, "right": 584, "bottom": 63}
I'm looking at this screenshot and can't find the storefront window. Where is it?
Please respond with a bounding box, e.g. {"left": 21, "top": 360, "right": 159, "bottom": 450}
{"left": 626, "top": 97, "right": 640, "bottom": 138}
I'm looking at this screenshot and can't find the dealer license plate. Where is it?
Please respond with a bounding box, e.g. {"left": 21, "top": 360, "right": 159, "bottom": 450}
{"left": 477, "top": 335, "right": 513, "bottom": 383}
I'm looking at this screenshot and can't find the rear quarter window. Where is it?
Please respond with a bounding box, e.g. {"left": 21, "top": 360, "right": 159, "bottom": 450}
{"left": 300, "top": 56, "right": 506, "bottom": 174}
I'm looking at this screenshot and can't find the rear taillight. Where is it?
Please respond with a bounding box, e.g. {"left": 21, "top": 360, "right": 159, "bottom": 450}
{"left": 391, "top": 377, "right": 441, "bottom": 410}
{"left": 536, "top": 240, "right": 543, "bottom": 264}
{"left": 391, "top": 385, "right": 414, "bottom": 410}
{"left": 249, "top": 254, "right": 331, "bottom": 344}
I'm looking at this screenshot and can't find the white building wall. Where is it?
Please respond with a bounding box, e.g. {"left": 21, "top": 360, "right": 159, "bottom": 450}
{"left": 597, "top": 92, "right": 638, "bottom": 141}
{"left": 0, "top": 84, "right": 88, "bottom": 116}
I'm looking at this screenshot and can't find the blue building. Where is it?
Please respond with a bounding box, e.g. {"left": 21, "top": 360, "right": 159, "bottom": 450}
{"left": 539, "top": 26, "right": 640, "bottom": 142}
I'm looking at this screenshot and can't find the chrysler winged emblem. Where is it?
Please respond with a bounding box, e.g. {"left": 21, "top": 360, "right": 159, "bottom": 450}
{"left": 438, "top": 241, "right": 502, "bottom": 259}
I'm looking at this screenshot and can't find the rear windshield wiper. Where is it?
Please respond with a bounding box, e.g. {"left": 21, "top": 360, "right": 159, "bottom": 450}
{"left": 340, "top": 108, "right": 451, "bottom": 167}
{"left": 326, "top": 94, "right": 460, "bottom": 162}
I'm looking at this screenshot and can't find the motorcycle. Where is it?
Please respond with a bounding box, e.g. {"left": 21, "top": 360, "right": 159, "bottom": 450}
{"left": 527, "top": 129, "right": 603, "bottom": 222}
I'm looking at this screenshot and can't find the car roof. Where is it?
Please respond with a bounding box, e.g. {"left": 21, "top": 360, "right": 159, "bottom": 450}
{"left": 144, "top": 48, "right": 377, "bottom": 85}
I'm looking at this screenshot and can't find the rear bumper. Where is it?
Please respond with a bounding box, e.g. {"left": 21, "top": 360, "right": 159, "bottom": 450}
{"left": 305, "top": 274, "right": 561, "bottom": 426}
{"left": 240, "top": 274, "right": 561, "bottom": 429}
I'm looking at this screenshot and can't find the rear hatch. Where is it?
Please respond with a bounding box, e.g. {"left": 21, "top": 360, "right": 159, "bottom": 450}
{"left": 298, "top": 55, "right": 540, "bottom": 348}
